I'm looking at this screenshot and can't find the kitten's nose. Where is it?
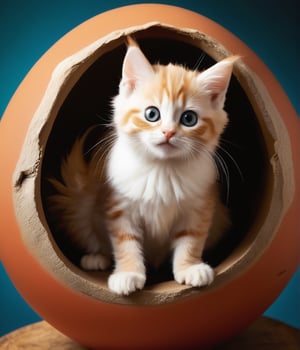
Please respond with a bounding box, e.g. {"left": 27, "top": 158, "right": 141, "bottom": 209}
{"left": 163, "top": 130, "right": 176, "bottom": 141}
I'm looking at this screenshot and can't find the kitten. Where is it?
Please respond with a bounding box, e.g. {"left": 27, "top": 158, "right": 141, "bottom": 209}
{"left": 49, "top": 38, "right": 238, "bottom": 295}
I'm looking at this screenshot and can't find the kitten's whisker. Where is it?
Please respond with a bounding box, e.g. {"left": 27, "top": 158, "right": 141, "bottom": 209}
{"left": 93, "top": 137, "right": 115, "bottom": 162}
{"left": 95, "top": 113, "right": 113, "bottom": 126}
{"left": 193, "top": 52, "right": 207, "bottom": 71}
{"left": 85, "top": 132, "right": 115, "bottom": 156}
{"left": 92, "top": 147, "right": 111, "bottom": 180}
{"left": 214, "top": 151, "right": 230, "bottom": 204}
{"left": 219, "top": 137, "right": 241, "bottom": 150}
{"left": 217, "top": 145, "right": 243, "bottom": 182}
{"left": 85, "top": 131, "right": 116, "bottom": 180}
{"left": 188, "top": 137, "right": 231, "bottom": 203}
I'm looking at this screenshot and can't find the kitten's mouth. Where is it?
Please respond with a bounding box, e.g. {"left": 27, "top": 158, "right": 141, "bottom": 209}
{"left": 157, "top": 141, "right": 176, "bottom": 149}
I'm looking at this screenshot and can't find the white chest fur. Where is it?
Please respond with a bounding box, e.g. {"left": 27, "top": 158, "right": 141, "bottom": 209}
{"left": 108, "top": 136, "right": 216, "bottom": 226}
{"left": 108, "top": 137, "right": 215, "bottom": 200}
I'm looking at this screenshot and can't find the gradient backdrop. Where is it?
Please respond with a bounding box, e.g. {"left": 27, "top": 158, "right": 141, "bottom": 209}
{"left": 0, "top": 0, "right": 299, "bottom": 337}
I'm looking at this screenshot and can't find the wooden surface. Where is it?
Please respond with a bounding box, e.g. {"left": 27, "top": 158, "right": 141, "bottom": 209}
{"left": 0, "top": 317, "right": 299, "bottom": 349}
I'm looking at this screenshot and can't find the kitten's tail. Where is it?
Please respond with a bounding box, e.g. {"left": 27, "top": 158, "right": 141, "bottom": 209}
{"left": 46, "top": 129, "right": 100, "bottom": 230}
{"left": 48, "top": 127, "right": 110, "bottom": 214}
{"left": 47, "top": 130, "right": 110, "bottom": 258}
{"left": 49, "top": 133, "right": 89, "bottom": 197}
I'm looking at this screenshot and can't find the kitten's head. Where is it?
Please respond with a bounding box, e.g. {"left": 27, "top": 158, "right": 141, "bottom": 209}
{"left": 113, "top": 38, "right": 238, "bottom": 161}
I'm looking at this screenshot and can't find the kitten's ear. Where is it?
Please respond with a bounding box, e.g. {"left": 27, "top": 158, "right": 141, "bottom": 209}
{"left": 198, "top": 56, "right": 240, "bottom": 109}
{"left": 120, "top": 37, "right": 154, "bottom": 96}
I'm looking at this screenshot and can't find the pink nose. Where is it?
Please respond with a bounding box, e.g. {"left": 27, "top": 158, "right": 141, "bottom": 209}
{"left": 163, "top": 130, "right": 176, "bottom": 141}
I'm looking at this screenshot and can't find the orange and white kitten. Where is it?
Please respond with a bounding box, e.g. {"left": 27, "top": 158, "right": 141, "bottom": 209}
{"left": 49, "top": 38, "right": 238, "bottom": 295}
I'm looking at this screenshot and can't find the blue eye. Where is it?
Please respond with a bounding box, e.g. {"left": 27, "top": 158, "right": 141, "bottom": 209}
{"left": 145, "top": 106, "right": 160, "bottom": 122}
{"left": 180, "top": 110, "right": 198, "bottom": 127}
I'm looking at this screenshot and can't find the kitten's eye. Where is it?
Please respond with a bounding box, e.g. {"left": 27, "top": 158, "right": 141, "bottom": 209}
{"left": 180, "top": 110, "right": 198, "bottom": 127}
{"left": 145, "top": 106, "right": 160, "bottom": 122}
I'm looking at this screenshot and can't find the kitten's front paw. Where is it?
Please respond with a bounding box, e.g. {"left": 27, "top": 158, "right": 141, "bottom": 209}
{"left": 80, "top": 254, "right": 111, "bottom": 271}
{"left": 174, "top": 263, "right": 214, "bottom": 287}
{"left": 108, "top": 272, "right": 146, "bottom": 295}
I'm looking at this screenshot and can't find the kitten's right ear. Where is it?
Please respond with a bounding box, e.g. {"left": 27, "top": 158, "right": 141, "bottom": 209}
{"left": 197, "top": 55, "right": 240, "bottom": 109}
{"left": 120, "top": 37, "right": 154, "bottom": 96}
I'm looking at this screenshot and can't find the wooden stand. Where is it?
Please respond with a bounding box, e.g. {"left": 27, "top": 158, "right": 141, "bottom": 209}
{"left": 0, "top": 317, "right": 299, "bottom": 349}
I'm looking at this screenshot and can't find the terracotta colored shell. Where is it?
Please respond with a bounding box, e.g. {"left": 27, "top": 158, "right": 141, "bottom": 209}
{"left": 0, "top": 4, "right": 299, "bottom": 349}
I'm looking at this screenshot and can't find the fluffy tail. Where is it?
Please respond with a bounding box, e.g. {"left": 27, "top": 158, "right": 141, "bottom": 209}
{"left": 48, "top": 131, "right": 96, "bottom": 239}
{"left": 48, "top": 134, "right": 89, "bottom": 211}
{"left": 47, "top": 128, "right": 112, "bottom": 257}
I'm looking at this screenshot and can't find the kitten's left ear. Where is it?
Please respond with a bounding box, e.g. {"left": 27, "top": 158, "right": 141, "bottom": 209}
{"left": 119, "top": 37, "right": 154, "bottom": 96}
{"left": 198, "top": 56, "right": 240, "bottom": 109}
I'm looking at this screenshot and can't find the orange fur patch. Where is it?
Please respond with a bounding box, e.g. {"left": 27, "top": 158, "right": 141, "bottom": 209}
{"left": 120, "top": 108, "right": 140, "bottom": 127}
{"left": 116, "top": 232, "right": 141, "bottom": 244}
{"left": 107, "top": 209, "right": 123, "bottom": 220}
{"left": 132, "top": 116, "right": 161, "bottom": 131}
{"left": 187, "top": 116, "right": 217, "bottom": 142}
{"left": 120, "top": 108, "right": 161, "bottom": 134}
{"left": 202, "top": 117, "right": 217, "bottom": 137}
{"left": 174, "top": 229, "right": 206, "bottom": 240}
{"left": 112, "top": 232, "right": 143, "bottom": 272}
{"left": 156, "top": 65, "right": 192, "bottom": 105}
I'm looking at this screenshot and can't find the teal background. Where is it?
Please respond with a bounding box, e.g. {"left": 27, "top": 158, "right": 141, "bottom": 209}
{"left": 0, "top": 0, "right": 299, "bottom": 337}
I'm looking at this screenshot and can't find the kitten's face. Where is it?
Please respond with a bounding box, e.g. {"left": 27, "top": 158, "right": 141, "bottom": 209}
{"left": 113, "top": 39, "right": 237, "bottom": 161}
